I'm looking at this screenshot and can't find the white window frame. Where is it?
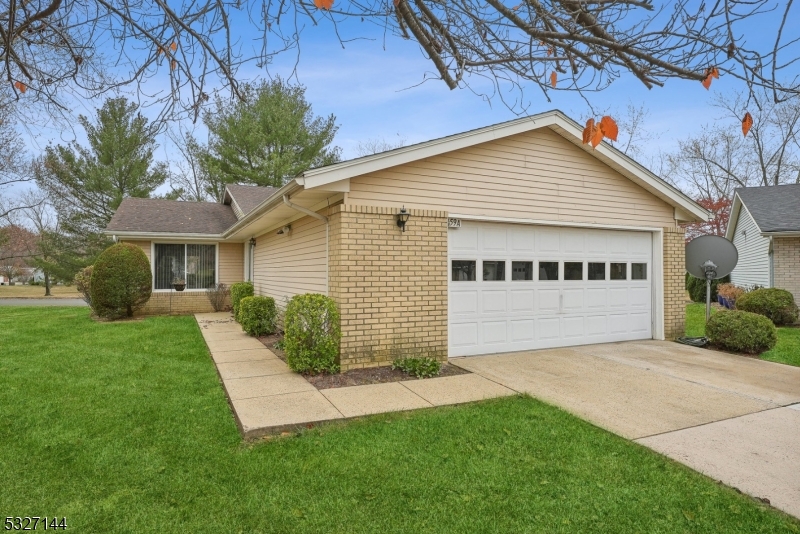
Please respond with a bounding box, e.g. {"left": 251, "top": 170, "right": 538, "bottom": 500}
{"left": 151, "top": 242, "right": 220, "bottom": 293}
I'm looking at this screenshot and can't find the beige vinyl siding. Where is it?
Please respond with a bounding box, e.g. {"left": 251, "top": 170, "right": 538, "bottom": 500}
{"left": 730, "top": 207, "right": 771, "bottom": 288}
{"left": 346, "top": 128, "right": 676, "bottom": 227}
{"left": 253, "top": 214, "right": 327, "bottom": 303}
{"left": 218, "top": 242, "right": 244, "bottom": 285}
{"left": 122, "top": 240, "right": 152, "bottom": 261}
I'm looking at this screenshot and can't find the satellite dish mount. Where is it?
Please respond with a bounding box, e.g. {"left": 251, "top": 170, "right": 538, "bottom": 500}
{"left": 685, "top": 236, "right": 739, "bottom": 323}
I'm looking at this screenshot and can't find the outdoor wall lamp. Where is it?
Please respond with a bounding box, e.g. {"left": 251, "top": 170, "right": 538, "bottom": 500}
{"left": 249, "top": 237, "right": 256, "bottom": 247}
{"left": 276, "top": 225, "right": 291, "bottom": 236}
{"left": 396, "top": 206, "right": 410, "bottom": 232}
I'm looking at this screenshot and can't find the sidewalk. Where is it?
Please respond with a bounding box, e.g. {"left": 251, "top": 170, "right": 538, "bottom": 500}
{"left": 196, "top": 312, "right": 515, "bottom": 439}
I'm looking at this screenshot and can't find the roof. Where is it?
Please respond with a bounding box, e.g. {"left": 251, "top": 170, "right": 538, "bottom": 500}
{"left": 224, "top": 184, "right": 277, "bottom": 217}
{"left": 107, "top": 198, "right": 238, "bottom": 235}
{"left": 731, "top": 184, "right": 800, "bottom": 234}
{"left": 297, "top": 109, "right": 709, "bottom": 222}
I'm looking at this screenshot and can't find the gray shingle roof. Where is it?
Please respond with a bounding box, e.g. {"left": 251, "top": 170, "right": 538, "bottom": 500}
{"left": 736, "top": 184, "right": 800, "bottom": 233}
{"left": 107, "top": 198, "right": 238, "bottom": 234}
{"left": 226, "top": 184, "right": 277, "bottom": 216}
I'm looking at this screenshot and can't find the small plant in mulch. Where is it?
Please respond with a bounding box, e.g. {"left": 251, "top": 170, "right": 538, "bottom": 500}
{"left": 391, "top": 357, "right": 442, "bottom": 379}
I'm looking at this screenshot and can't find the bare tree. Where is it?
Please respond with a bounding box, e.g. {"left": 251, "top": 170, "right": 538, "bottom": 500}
{"left": 666, "top": 91, "right": 800, "bottom": 201}
{"left": 166, "top": 128, "right": 221, "bottom": 202}
{"left": 2, "top": 1, "right": 799, "bottom": 122}
{"left": 355, "top": 135, "right": 406, "bottom": 157}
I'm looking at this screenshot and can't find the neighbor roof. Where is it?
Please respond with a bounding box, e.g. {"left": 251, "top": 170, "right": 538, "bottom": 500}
{"left": 224, "top": 184, "right": 277, "bottom": 217}
{"left": 107, "top": 198, "right": 238, "bottom": 235}
{"left": 734, "top": 184, "right": 800, "bottom": 233}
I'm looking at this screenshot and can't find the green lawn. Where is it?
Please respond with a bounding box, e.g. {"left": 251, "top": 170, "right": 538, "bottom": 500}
{"left": 685, "top": 303, "right": 800, "bottom": 366}
{"left": 2, "top": 308, "right": 798, "bottom": 533}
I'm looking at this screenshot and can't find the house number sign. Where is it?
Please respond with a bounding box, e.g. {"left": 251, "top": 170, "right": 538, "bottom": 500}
{"left": 448, "top": 218, "right": 462, "bottom": 228}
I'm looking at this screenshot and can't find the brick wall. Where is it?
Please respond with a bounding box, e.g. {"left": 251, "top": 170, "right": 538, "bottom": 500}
{"left": 663, "top": 226, "right": 686, "bottom": 339}
{"left": 328, "top": 205, "right": 448, "bottom": 370}
{"left": 773, "top": 237, "right": 800, "bottom": 304}
{"left": 137, "top": 291, "right": 225, "bottom": 315}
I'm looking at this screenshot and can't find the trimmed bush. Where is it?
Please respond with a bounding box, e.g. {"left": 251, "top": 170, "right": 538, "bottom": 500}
{"left": 90, "top": 243, "right": 152, "bottom": 319}
{"left": 736, "top": 288, "right": 799, "bottom": 326}
{"left": 284, "top": 293, "right": 340, "bottom": 375}
{"left": 392, "top": 357, "right": 441, "bottom": 379}
{"left": 73, "top": 266, "right": 94, "bottom": 308}
{"left": 230, "top": 281, "right": 254, "bottom": 321}
{"left": 238, "top": 296, "right": 277, "bottom": 336}
{"left": 706, "top": 310, "right": 777, "bottom": 354}
{"left": 686, "top": 273, "right": 730, "bottom": 303}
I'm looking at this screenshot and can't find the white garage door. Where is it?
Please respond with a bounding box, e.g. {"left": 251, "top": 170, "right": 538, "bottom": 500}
{"left": 449, "top": 221, "right": 653, "bottom": 357}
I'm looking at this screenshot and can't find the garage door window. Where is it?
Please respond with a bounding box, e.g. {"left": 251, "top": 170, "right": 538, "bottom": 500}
{"left": 632, "top": 263, "right": 648, "bottom": 280}
{"left": 588, "top": 262, "right": 606, "bottom": 280}
{"left": 564, "top": 262, "right": 583, "bottom": 280}
{"left": 483, "top": 261, "right": 506, "bottom": 281}
{"left": 539, "top": 261, "right": 558, "bottom": 281}
{"left": 610, "top": 262, "right": 627, "bottom": 280}
{"left": 512, "top": 261, "right": 533, "bottom": 281}
{"left": 452, "top": 260, "right": 476, "bottom": 281}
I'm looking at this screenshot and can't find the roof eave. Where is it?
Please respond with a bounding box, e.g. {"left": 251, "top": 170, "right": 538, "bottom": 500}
{"left": 222, "top": 179, "right": 303, "bottom": 238}
{"left": 104, "top": 230, "right": 226, "bottom": 241}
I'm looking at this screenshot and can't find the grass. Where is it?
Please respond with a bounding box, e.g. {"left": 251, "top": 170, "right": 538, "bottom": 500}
{"left": 685, "top": 303, "right": 800, "bottom": 366}
{"left": 0, "top": 284, "right": 81, "bottom": 298}
{"left": 2, "top": 307, "right": 798, "bottom": 533}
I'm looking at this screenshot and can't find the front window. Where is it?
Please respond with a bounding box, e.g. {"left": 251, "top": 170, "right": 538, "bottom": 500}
{"left": 154, "top": 244, "right": 216, "bottom": 290}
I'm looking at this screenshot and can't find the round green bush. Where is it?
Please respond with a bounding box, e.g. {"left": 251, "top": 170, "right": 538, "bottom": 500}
{"left": 238, "top": 295, "right": 277, "bottom": 336}
{"left": 706, "top": 310, "right": 777, "bottom": 354}
{"left": 73, "top": 265, "right": 94, "bottom": 308}
{"left": 735, "top": 288, "right": 799, "bottom": 326}
{"left": 90, "top": 243, "right": 152, "bottom": 318}
{"left": 230, "top": 281, "right": 254, "bottom": 321}
{"left": 685, "top": 273, "right": 729, "bottom": 303}
{"left": 284, "top": 293, "right": 340, "bottom": 375}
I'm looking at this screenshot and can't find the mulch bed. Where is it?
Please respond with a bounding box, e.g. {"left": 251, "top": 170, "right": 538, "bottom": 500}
{"left": 257, "top": 333, "right": 470, "bottom": 390}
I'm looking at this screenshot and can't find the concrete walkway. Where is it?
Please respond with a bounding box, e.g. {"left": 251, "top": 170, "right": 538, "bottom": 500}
{"left": 195, "top": 312, "right": 515, "bottom": 439}
{"left": 454, "top": 341, "right": 800, "bottom": 519}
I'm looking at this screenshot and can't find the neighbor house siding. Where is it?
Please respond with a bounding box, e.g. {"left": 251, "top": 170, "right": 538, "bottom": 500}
{"left": 730, "top": 208, "right": 771, "bottom": 288}
{"left": 252, "top": 214, "right": 327, "bottom": 306}
{"left": 346, "top": 128, "right": 677, "bottom": 228}
{"left": 773, "top": 237, "right": 800, "bottom": 304}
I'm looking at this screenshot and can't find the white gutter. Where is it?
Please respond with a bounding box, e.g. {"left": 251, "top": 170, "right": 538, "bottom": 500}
{"left": 282, "top": 195, "right": 328, "bottom": 223}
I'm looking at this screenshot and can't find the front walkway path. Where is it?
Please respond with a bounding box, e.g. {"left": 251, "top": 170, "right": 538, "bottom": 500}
{"left": 195, "top": 312, "right": 515, "bottom": 439}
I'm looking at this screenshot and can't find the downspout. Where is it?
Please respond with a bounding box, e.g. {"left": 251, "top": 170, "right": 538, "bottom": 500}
{"left": 282, "top": 195, "right": 330, "bottom": 294}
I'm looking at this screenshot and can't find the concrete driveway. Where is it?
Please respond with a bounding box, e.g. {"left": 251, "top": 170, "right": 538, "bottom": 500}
{"left": 453, "top": 340, "right": 800, "bottom": 519}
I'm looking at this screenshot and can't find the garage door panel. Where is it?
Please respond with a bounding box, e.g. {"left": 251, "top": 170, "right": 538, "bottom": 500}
{"left": 449, "top": 221, "right": 652, "bottom": 357}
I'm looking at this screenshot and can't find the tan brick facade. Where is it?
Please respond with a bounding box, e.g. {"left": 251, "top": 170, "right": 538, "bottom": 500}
{"left": 328, "top": 205, "right": 448, "bottom": 370}
{"left": 137, "top": 291, "right": 226, "bottom": 316}
{"left": 663, "top": 226, "right": 686, "bottom": 339}
{"left": 773, "top": 237, "right": 800, "bottom": 304}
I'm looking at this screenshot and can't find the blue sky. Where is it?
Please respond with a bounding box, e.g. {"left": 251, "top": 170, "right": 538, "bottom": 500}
{"left": 12, "top": 3, "right": 796, "bottom": 197}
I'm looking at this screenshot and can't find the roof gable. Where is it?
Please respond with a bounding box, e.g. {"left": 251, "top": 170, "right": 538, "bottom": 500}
{"left": 733, "top": 184, "right": 800, "bottom": 234}
{"left": 224, "top": 184, "right": 278, "bottom": 218}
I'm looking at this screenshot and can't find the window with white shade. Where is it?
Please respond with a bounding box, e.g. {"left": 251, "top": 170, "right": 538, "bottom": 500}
{"left": 154, "top": 244, "right": 216, "bottom": 290}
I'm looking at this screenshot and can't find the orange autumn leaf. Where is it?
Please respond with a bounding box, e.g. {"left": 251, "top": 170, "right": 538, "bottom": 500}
{"left": 590, "top": 125, "right": 604, "bottom": 148}
{"left": 171, "top": 60, "right": 177, "bottom": 70}
{"left": 170, "top": 42, "right": 177, "bottom": 52}
{"left": 512, "top": 3, "right": 521, "bottom": 9}
{"left": 702, "top": 74, "right": 712, "bottom": 90}
{"left": 157, "top": 47, "right": 165, "bottom": 55}
{"left": 314, "top": 0, "right": 334, "bottom": 9}
{"left": 599, "top": 116, "right": 618, "bottom": 142}
{"left": 582, "top": 118, "right": 595, "bottom": 145}
{"left": 13, "top": 81, "right": 27, "bottom": 93}
{"left": 550, "top": 71, "right": 557, "bottom": 88}
{"left": 711, "top": 66, "right": 719, "bottom": 79}
{"left": 742, "top": 112, "right": 753, "bottom": 137}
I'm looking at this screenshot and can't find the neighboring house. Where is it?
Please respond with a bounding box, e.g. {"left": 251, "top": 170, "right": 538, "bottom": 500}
{"left": 105, "top": 110, "right": 708, "bottom": 370}
{"left": 726, "top": 184, "right": 800, "bottom": 302}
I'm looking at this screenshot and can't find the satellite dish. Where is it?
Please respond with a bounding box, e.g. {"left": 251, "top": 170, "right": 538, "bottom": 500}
{"left": 686, "top": 235, "right": 738, "bottom": 280}
{"left": 685, "top": 235, "right": 739, "bottom": 322}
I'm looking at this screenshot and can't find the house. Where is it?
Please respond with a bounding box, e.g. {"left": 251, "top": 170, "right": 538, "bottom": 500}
{"left": 105, "top": 110, "right": 708, "bottom": 370}
{"left": 725, "top": 184, "right": 800, "bottom": 302}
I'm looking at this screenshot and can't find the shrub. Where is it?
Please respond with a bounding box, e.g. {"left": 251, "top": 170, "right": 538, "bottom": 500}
{"left": 238, "top": 296, "right": 277, "bottom": 336}
{"left": 735, "top": 288, "right": 799, "bottom": 325}
{"left": 90, "top": 243, "right": 152, "bottom": 319}
{"left": 206, "top": 283, "right": 229, "bottom": 312}
{"left": 392, "top": 357, "right": 441, "bottom": 379}
{"left": 706, "top": 310, "right": 777, "bottom": 353}
{"left": 73, "top": 266, "right": 94, "bottom": 308}
{"left": 230, "top": 281, "right": 254, "bottom": 321}
{"left": 686, "top": 273, "right": 730, "bottom": 303}
{"left": 284, "top": 293, "right": 340, "bottom": 374}
{"left": 716, "top": 283, "right": 745, "bottom": 302}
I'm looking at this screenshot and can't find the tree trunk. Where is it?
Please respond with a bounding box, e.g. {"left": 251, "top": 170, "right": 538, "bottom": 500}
{"left": 44, "top": 272, "right": 51, "bottom": 297}
{"left": 127, "top": 304, "right": 133, "bottom": 317}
